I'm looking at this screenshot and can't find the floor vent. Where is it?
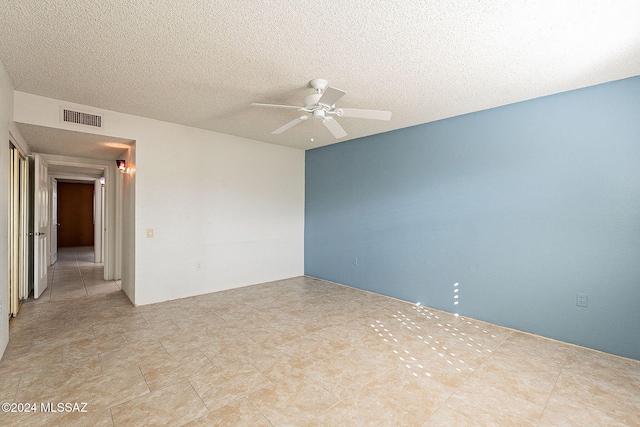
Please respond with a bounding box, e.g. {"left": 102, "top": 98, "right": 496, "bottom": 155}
{"left": 61, "top": 108, "right": 102, "bottom": 128}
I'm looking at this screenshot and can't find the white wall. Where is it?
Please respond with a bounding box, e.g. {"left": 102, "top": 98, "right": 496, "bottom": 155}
{"left": 121, "top": 142, "right": 135, "bottom": 302}
{"left": 14, "top": 91, "right": 305, "bottom": 306}
{"left": 0, "top": 62, "right": 14, "bottom": 355}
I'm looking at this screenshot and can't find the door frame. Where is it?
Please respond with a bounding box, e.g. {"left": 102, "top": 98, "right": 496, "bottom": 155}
{"left": 50, "top": 177, "right": 58, "bottom": 265}
{"left": 51, "top": 178, "right": 103, "bottom": 262}
{"left": 8, "top": 143, "right": 29, "bottom": 313}
{"left": 32, "top": 154, "right": 49, "bottom": 298}
{"left": 9, "top": 125, "right": 31, "bottom": 302}
{"left": 38, "top": 154, "right": 120, "bottom": 281}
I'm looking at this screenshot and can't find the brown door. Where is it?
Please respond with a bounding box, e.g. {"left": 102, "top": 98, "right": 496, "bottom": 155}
{"left": 57, "top": 182, "right": 94, "bottom": 247}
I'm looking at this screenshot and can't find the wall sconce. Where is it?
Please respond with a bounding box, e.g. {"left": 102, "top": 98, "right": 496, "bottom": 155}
{"left": 99, "top": 177, "right": 106, "bottom": 186}
{"left": 116, "top": 160, "right": 126, "bottom": 173}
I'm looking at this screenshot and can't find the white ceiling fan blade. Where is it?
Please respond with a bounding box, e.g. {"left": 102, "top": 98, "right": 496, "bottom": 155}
{"left": 338, "top": 108, "right": 392, "bottom": 121}
{"left": 272, "top": 116, "right": 308, "bottom": 134}
{"left": 318, "top": 86, "right": 346, "bottom": 107}
{"left": 322, "top": 117, "right": 347, "bottom": 139}
{"left": 252, "top": 102, "right": 302, "bottom": 110}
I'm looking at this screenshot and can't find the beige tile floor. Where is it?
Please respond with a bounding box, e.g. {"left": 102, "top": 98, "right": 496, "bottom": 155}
{"left": 1, "top": 247, "right": 638, "bottom": 426}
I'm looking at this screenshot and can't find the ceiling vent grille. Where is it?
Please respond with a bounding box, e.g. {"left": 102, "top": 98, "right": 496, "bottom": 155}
{"left": 61, "top": 108, "right": 102, "bottom": 128}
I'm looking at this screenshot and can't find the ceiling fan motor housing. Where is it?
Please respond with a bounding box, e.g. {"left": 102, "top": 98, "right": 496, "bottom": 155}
{"left": 313, "top": 109, "right": 326, "bottom": 120}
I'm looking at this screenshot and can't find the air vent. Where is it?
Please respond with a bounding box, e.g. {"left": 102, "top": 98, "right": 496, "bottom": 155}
{"left": 61, "top": 108, "right": 102, "bottom": 128}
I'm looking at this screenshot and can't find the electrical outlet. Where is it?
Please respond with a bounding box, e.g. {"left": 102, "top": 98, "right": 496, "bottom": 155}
{"left": 576, "top": 293, "right": 588, "bottom": 308}
{"left": 196, "top": 261, "right": 202, "bottom": 270}
{"left": 146, "top": 229, "right": 154, "bottom": 238}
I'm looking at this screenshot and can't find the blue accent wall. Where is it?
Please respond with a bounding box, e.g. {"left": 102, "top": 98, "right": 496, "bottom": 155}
{"left": 305, "top": 77, "right": 640, "bottom": 360}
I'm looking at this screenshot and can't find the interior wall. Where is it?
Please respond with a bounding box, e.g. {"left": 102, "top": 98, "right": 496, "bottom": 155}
{"left": 14, "top": 91, "right": 305, "bottom": 306}
{"left": 305, "top": 77, "right": 640, "bottom": 360}
{"left": 0, "top": 61, "right": 14, "bottom": 356}
{"left": 121, "top": 143, "right": 135, "bottom": 303}
{"left": 57, "top": 182, "right": 94, "bottom": 247}
{"left": 134, "top": 127, "right": 304, "bottom": 305}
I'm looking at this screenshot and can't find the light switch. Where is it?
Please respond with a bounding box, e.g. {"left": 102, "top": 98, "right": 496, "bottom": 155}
{"left": 147, "top": 229, "right": 154, "bottom": 238}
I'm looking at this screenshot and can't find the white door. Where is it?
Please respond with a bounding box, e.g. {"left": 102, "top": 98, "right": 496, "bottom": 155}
{"left": 9, "top": 146, "right": 19, "bottom": 315}
{"left": 50, "top": 178, "right": 58, "bottom": 265}
{"left": 33, "top": 154, "right": 49, "bottom": 298}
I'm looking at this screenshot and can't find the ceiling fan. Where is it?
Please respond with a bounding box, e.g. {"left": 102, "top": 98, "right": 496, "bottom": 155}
{"left": 251, "top": 79, "right": 392, "bottom": 139}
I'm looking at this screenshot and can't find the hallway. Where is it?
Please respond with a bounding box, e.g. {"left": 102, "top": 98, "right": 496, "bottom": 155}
{"left": 37, "top": 247, "right": 120, "bottom": 302}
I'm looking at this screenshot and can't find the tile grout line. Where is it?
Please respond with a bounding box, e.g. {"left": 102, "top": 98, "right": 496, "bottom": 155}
{"left": 76, "top": 250, "right": 89, "bottom": 296}
{"left": 245, "top": 397, "right": 276, "bottom": 427}
{"left": 546, "top": 348, "right": 633, "bottom": 423}
{"left": 423, "top": 329, "right": 514, "bottom": 426}
{"left": 536, "top": 349, "right": 571, "bottom": 426}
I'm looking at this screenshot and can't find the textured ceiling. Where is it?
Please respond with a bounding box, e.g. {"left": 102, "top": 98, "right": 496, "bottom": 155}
{"left": 1, "top": 1, "right": 639, "bottom": 151}
{"left": 16, "top": 123, "right": 133, "bottom": 161}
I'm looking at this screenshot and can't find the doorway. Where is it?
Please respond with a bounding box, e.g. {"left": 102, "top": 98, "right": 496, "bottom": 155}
{"left": 56, "top": 181, "right": 95, "bottom": 248}
{"left": 8, "top": 143, "right": 29, "bottom": 316}
{"left": 45, "top": 161, "right": 110, "bottom": 281}
{"left": 13, "top": 123, "right": 135, "bottom": 304}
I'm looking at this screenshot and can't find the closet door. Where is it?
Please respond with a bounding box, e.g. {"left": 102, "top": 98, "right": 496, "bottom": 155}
{"left": 9, "top": 146, "right": 19, "bottom": 314}
{"left": 9, "top": 145, "right": 28, "bottom": 315}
